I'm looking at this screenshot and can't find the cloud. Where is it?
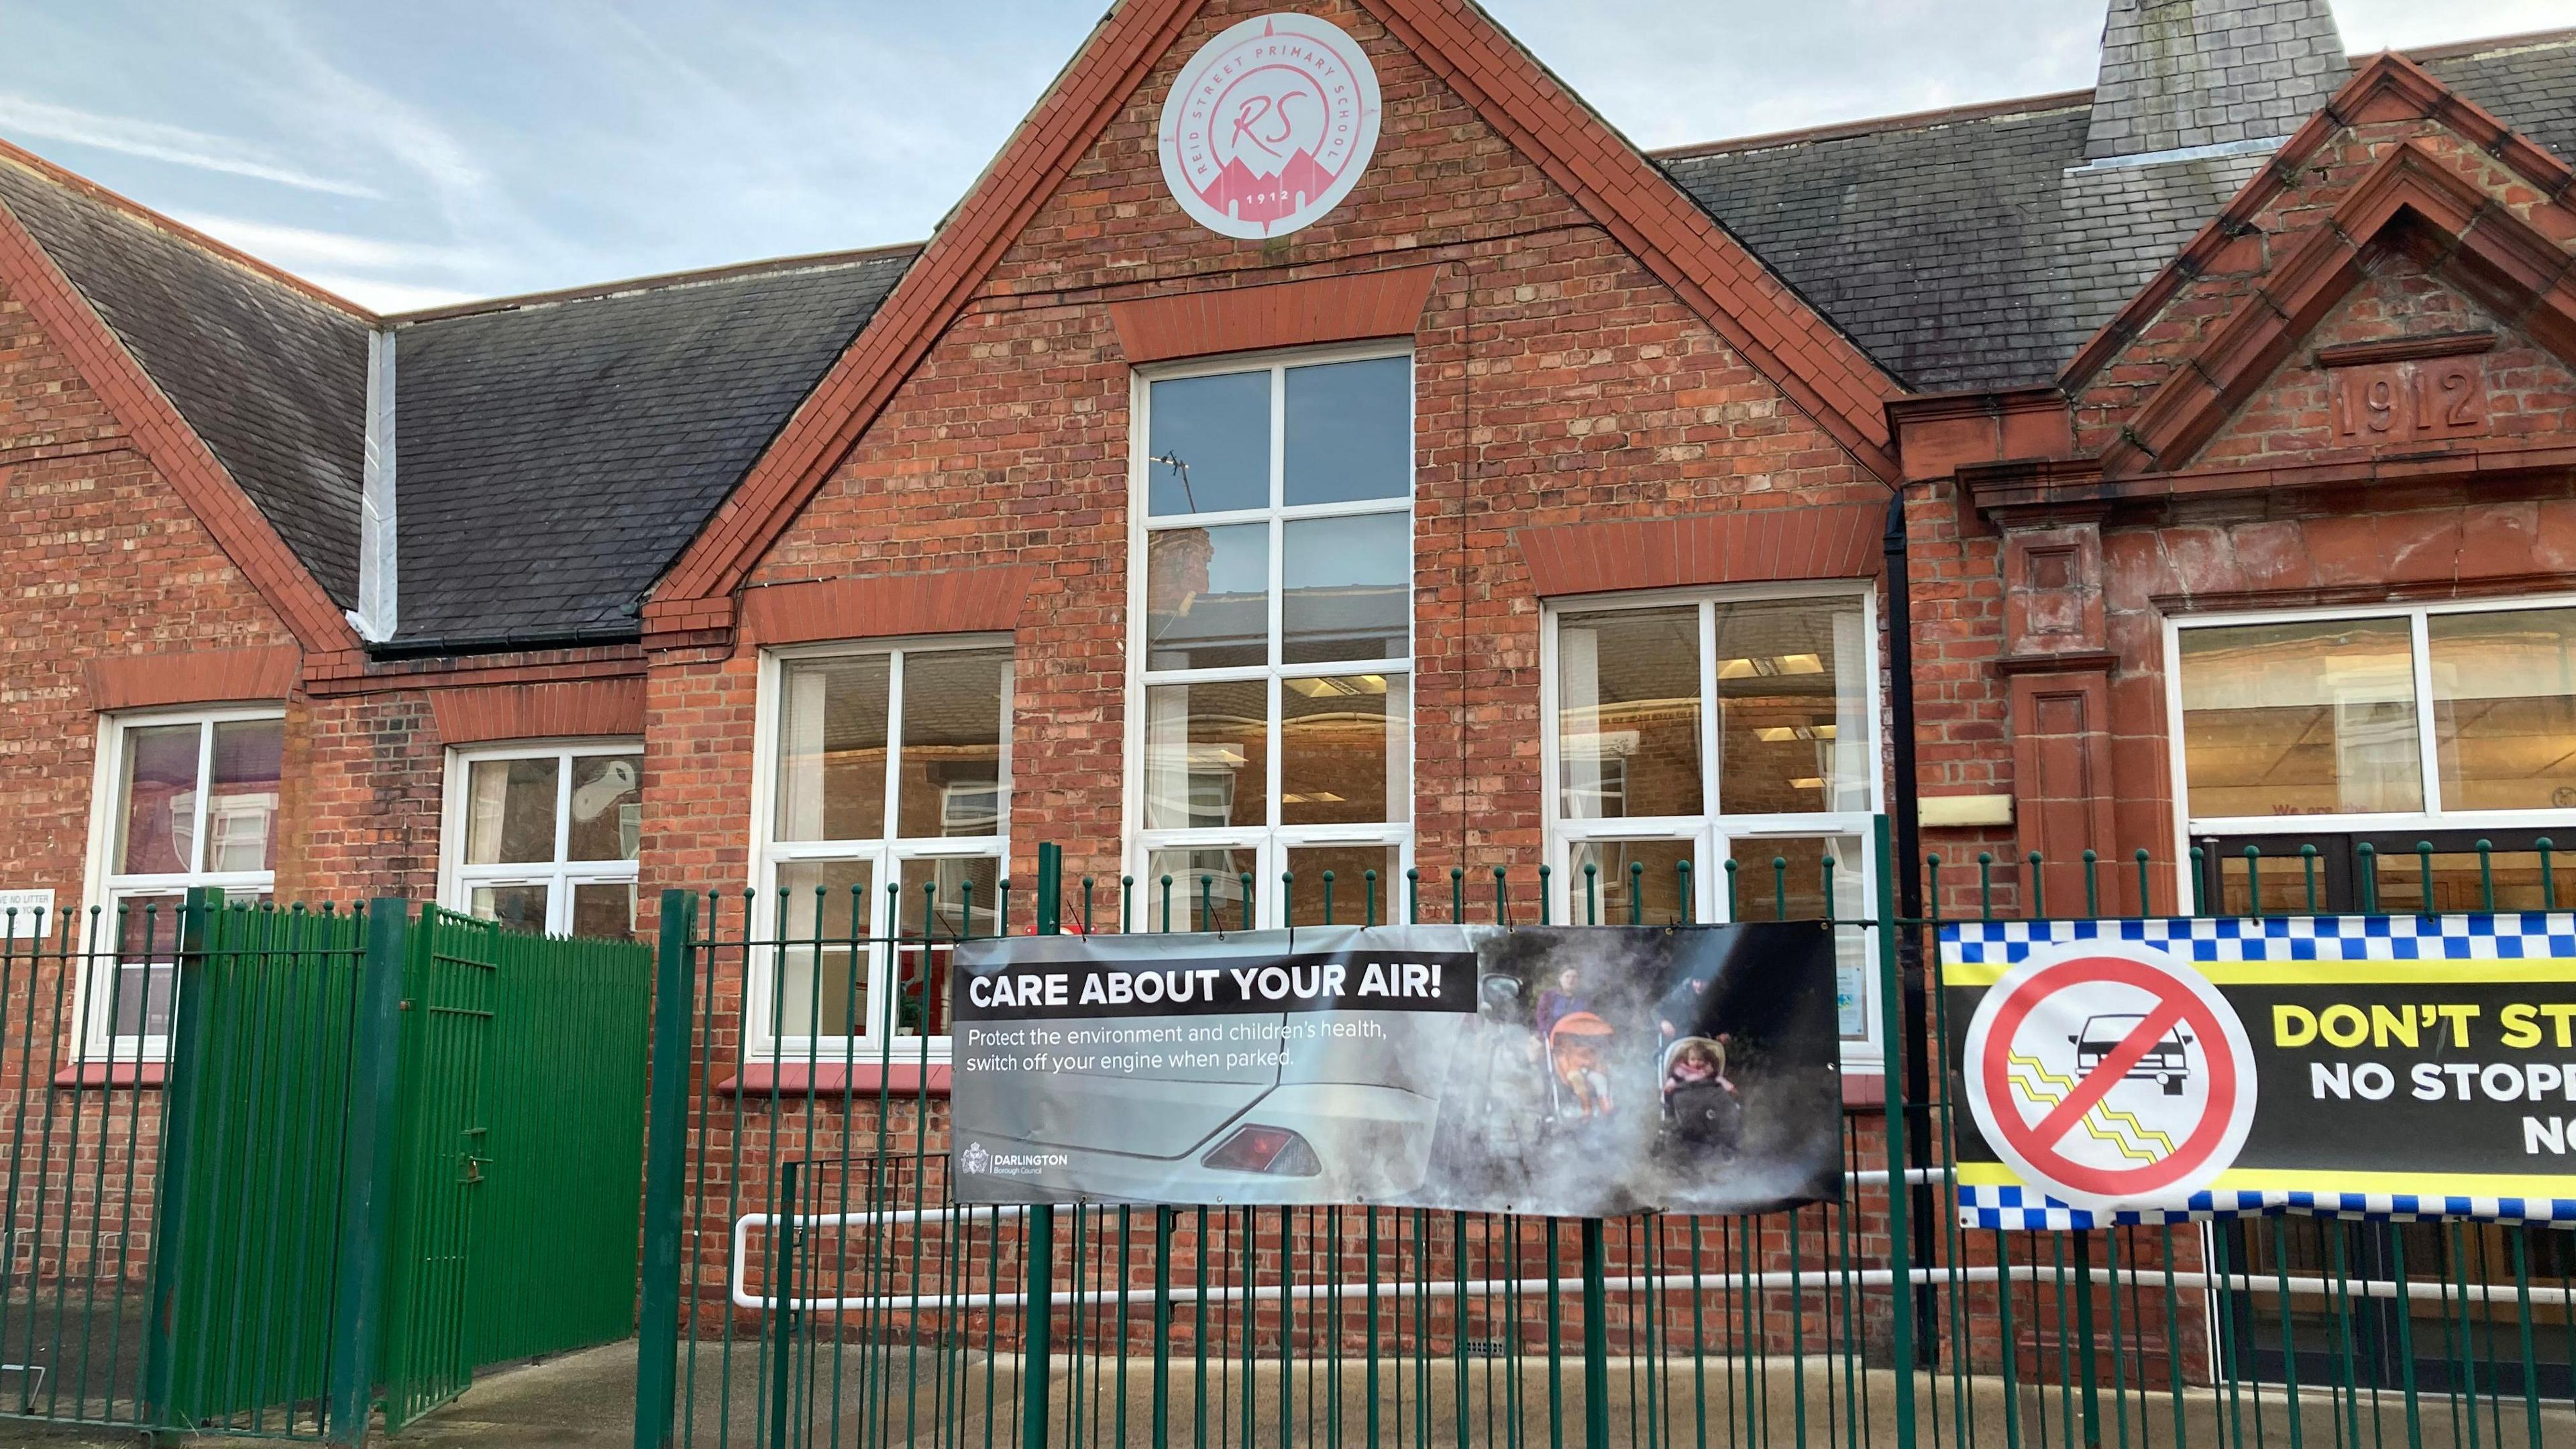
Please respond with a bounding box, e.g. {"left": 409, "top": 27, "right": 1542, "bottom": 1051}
{"left": 0, "top": 93, "right": 380, "bottom": 197}
{"left": 164, "top": 211, "right": 484, "bottom": 275}
{"left": 298, "top": 274, "right": 480, "bottom": 313}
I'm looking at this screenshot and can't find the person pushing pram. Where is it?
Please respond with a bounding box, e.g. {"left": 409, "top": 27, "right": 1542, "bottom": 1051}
{"left": 1536, "top": 965, "right": 1619, "bottom": 1119}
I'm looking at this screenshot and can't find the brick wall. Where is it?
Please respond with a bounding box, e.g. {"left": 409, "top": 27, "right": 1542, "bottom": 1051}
{"left": 1910, "top": 105, "right": 2576, "bottom": 918}
{"left": 0, "top": 262, "right": 299, "bottom": 1309}
{"left": 645, "top": 0, "right": 1888, "bottom": 918}
{"left": 0, "top": 268, "right": 297, "bottom": 911}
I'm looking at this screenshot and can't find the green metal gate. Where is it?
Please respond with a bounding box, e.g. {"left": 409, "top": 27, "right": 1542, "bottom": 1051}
{"left": 0, "top": 893, "right": 653, "bottom": 1442}
{"left": 380, "top": 907, "right": 500, "bottom": 1430}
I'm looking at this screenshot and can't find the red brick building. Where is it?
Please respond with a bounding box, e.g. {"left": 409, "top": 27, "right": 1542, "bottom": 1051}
{"left": 0, "top": 0, "right": 2571, "bottom": 1112}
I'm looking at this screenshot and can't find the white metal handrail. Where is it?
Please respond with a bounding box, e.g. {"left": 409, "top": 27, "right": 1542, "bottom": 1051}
{"left": 724, "top": 1191, "right": 2568, "bottom": 1315}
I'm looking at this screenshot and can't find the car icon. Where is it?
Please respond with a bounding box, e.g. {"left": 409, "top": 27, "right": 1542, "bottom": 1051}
{"left": 2069, "top": 1013, "right": 2194, "bottom": 1095}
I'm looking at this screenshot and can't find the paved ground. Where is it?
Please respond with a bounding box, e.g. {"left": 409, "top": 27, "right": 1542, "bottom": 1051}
{"left": 6, "top": 1341, "right": 2567, "bottom": 1446}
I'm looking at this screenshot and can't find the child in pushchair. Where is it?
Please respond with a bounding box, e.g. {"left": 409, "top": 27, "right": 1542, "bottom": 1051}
{"left": 1538, "top": 967, "right": 1618, "bottom": 1119}
{"left": 1660, "top": 1034, "right": 1741, "bottom": 1147}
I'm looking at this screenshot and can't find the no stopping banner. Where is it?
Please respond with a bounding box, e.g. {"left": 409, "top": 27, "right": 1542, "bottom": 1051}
{"left": 1943, "top": 917, "right": 2576, "bottom": 1228}
{"left": 950, "top": 923, "right": 1844, "bottom": 1216}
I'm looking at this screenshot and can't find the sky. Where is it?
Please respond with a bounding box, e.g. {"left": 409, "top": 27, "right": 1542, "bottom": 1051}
{"left": 0, "top": 1, "right": 2565, "bottom": 313}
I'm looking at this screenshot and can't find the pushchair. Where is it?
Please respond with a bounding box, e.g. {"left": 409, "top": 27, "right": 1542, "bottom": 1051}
{"left": 1660, "top": 1036, "right": 1741, "bottom": 1148}
{"left": 1546, "top": 1012, "right": 1617, "bottom": 1120}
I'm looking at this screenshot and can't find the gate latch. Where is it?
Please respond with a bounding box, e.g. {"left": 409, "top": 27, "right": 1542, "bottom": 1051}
{"left": 460, "top": 1155, "right": 488, "bottom": 1185}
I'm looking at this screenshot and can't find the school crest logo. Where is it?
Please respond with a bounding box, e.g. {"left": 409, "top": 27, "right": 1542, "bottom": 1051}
{"left": 1157, "top": 13, "right": 1383, "bottom": 239}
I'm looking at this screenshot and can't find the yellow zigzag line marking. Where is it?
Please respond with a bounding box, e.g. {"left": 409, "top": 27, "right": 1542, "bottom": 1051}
{"left": 2004, "top": 1053, "right": 2177, "bottom": 1162}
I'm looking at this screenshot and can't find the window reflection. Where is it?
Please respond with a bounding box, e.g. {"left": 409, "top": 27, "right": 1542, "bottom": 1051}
{"left": 1146, "top": 525, "right": 1269, "bottom": 671}
{"left": 467, "top": 757, "right": 559, "bottom": 865}
{"left": 1142, "top": 680, "right": 1268, "bottom": 830}
{"left": 116, "top": 724, "right": 201, "bottom": 875}
{"left": 1283, "top": 513, "right": 1408, "bottom": 663}
{"left": 566, "top": 756, "right": 641, "bottom": 862}
{"left": 1284, "top": 356, "right": 1409, "bottom": 506}
{"left": 1147, "top": 372, "right": 1270, "bottom": 516}
{"left": 206, "top": 720, "right": 281, "bottom": 873}
{"left": 2430, "top": 607, "right": 2576, "bottom": 812}
{"left": 1568, "top": 840, "right": 1693, "bottom": 926}
{"left": 771, "top": 858, "right": 871, "bottom": 1038}
{"left": 1714, "top": 599, "right": 1868, "bottom": 816}
{"left": 1145, "top": 847, "right": 1260, "bottom": 932}
{"left": 1557, "top": 607, "right": 1701, "bottom": 819}
{"left": 896, "top": 649, "right": 1009, "bottom": 839}
{"left": 1280, "top": 674, "right": 1407, "bottom": 826}
{"left": 774, "top": 656, "right": 890, "bottom": 841}
{"left": 1284, "top": 844, "right": 1403, "bottom": 926}
{"left": 2180, "top": 619, "right": 2422, "bottom": 818}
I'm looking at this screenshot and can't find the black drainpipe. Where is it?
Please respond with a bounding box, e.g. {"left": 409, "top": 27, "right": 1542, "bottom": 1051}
{"left": 1882, "top": 490, "right": 1939, "bottom": 1361}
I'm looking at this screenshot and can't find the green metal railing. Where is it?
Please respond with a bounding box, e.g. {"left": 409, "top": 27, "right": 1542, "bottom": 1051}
{"left": 635, "top": 825, "right": 2576, "bottom": 1449}
{"left": 0, "top": 894, "right": 653, "bottom": 1443}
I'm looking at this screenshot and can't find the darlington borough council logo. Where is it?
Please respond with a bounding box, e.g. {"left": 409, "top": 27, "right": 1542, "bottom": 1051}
{"left": 1158, "top": 13, "right": 1383, "bottom": 240}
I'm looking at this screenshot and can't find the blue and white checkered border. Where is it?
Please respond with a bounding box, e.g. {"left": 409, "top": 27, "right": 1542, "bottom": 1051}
{"left": 1959, "top": 1184, "right": 2576, "bottom": 1230}
{"left": 1940, "top": 913, "right": 2576, "bottom": 967}
{"left": 1947, "top": 914, "right": 2576, "bottom": 1229}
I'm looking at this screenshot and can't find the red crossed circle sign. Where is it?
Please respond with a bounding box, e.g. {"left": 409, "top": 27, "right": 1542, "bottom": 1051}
{"left": 1962, "top": 942, "right": 2257, "bottom": 1210}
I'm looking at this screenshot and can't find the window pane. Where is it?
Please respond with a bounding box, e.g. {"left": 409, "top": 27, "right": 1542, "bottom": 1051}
{"left": 895, "top": 855, "right": 1001, "bottom": 1038}
{"left": 1568, "top": 840, "right": 1693, "bottom": 926}
{"left": 1283, "top": 513, "right": 1408, "bottom": 663}
{"left": 103, "top": 894, "right": 184, "bottom": 1039}
{"left": 470, "top": 883, "right": 549, "bottom": 934}
{"left": 1281, "top": 674, "right": 1407, "bottom": 826}
{"left": 2208, "top": 854, "right": 2333, "bottom": 916}
{"left": 896, "top": 649, "right": 1009, "bottom": 839}
{"left": 465, "top": 757, "right": 559, "bottom": 865}
{"left": 1142, "top": 680, "right": 1269, "bottom": 829}
{"left": 1144, "top": 847, "right": 1259, "bottom": 932}
{"left": 2429, "top": 607, "right": 2576, "bottom": 812}
{"left": 1285, "top": 844, "right": 1401, "bottom": 926}
{"left": 1557, "top": 608, "right": 1701, "bottom": 819}
{"left": 206, "top": 720, "right": 282, "bottom": 873}
{"left": 1284, "top": 356, "right": 1409, "bottom": 506}
{"left": 1715, "top": 598, "right": 1869, "bottom": 816}
{"left": 1147, "top": 370, "right": 1270, "bottom": 517}
{"left": 2371, "top": 850, "right": 2557, "bottom": 914}
{"left": 571, "top": 881, "right": 637, "bottom": 941}
{"left": 566, "top": 755, "right": 642, "bottom": 861}
{"left": 775, "top": 656, "right": 890, "bottom": 842}
{"left": 116, "top": 723, "right": 202, "bottom": 875}
{"left": 1145, "top": 525, "right": 1268, "bottom": 671}
{"left": 778, "top": 858, "right": 874, "bottom": 941}
{"left": 1725, "top": 836, "right": 1862, "bottom": 922}
{"left": 2181, "top": 619, "right": 2422, "bottom": 818}
{"left": 773, "top": 859, "right": 871, "bottom": 1040}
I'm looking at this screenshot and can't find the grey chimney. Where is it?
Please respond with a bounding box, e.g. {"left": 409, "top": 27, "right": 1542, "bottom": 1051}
{"left": 2084, "top": 0, "right": 2348, "bottom": 162}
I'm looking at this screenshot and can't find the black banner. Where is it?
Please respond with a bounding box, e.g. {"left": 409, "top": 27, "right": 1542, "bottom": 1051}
{"left": 951, "top": 923, "right": 1844, "bottom": 1216}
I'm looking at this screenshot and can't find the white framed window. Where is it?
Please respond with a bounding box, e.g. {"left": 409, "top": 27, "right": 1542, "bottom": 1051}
{"left": 1125, "top": 344, "right": 1415, "bottom": 928}
{"left": 80, "top": 705, "right": 284, "bottom": 1058}
{"left": 1541, "top": 584, "right": 1884, "bottom": 1065}
{"left": 2168, "top": 594, "right": 2576, "bottom": 912}
{"left": 439, "top": 740, "right": 643, "bottom": 938}
{"left": 749, "top": 637, "right": 1014, "bottom": 1061}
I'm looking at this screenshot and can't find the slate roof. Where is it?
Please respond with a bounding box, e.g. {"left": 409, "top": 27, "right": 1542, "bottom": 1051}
{"left": 1660, "top": 29, "right": 2576, "bottom": 392}
{"left": 385, "top": 248, "right": 915, "bottom": 651}
{"left": 0, "top": 152, "right": 370, "bottom": 606}
{"left": 3, "top": 23, "right": 2571, "bottom": 652}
